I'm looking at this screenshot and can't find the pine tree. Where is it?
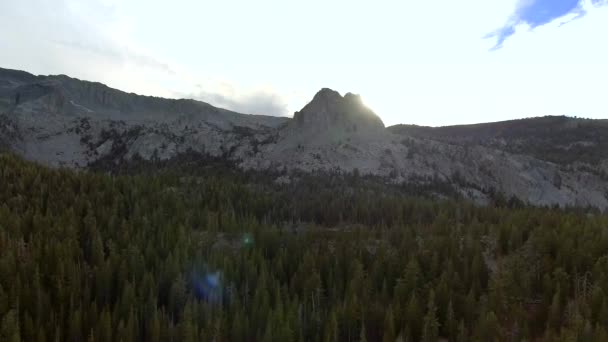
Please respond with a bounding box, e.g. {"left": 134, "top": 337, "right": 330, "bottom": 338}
{"left": 262, "top": 317, "right": 274, "bottom": 342}
{"left": 22, "top": 312, "right": 35, "bottom": 342}
{"left": 68, "top": 309, "right": 82, "bottom": 342}
{"left": 0, "top": 285, "right": 7, "bottom": 316}
{"left": 445, "top": 300, "right": 456, "bottom": 340}
{"left": 0, "top": 309, "right": 21, "bottom": 342}
{"left": 547, "top": 286, "right": 562, "bottom": 330}
{"left": 97, "top": 308, "right": 112, "bottom": 342}
{"left": 359, "top": 321, "right": 367, "bottom": 342}
{"left": 231, "top": 309, "right": 245, "bottom": 342}
{"left": 475, "top": 310, "right": 500, "bottom": 341}
{"left": 405, "top": 293, "right": 421, "bottom": 340}
{"left": 148, "top": 309, "right": 161, "bottom": 342}
{"left": 422, "top": 290, "right": 439, "bottom": 342}
{"left": 383, "top": 305, "right": 396, "bottom": 342}
{"left": 599, "top": 298, "right": 608, "bottom": 328}
{"left": 324, "top": 310, "right": 339, "bottom": 342}
{"left": 594, "top": 324, "right": 608, "bottom": 341}
{"left": 456, "top": 319, "right": 467, "bottom": 342}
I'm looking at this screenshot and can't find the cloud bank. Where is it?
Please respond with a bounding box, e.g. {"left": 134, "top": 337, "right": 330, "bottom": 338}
{"left": 181, "top": 83, "right": 289, "bottom": 117}
{"left": 0, "top": 0, "right": 290, "bottom": 117}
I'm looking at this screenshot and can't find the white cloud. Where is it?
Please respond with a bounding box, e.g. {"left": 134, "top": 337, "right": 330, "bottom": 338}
{"left": 180, "top": 81, "right": 289, "bottom": 117}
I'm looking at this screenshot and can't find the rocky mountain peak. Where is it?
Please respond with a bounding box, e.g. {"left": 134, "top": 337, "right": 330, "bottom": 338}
{"left": 311, "top": 87, "right": 342, "bottom": 102}
{"left": 2, "top": 67, "right": 608, "bottom": 210}
{"left": 292, "top": 88, "right": 385, "bottom": 133}
{"left": 343, "top": 92, "right": 362, "bottom": 104}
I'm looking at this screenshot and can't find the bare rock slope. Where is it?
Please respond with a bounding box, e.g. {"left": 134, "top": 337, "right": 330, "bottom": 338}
{"left": 1, "top": 67, "right": 607, "bottom": 210}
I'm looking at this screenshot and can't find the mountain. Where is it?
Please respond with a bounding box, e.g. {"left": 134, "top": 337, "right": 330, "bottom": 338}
{"left": 1, "top": 67, "right": 607, "bottom": 210}
{"left": 292, "top": 88, "right": 384, "bottom": 133}
{"left": 389, "top": 116, "right": 608, "bottom": 166}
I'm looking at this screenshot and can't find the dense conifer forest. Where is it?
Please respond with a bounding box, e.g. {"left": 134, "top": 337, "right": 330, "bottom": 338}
{"left": 1, "top": 153, "right": 608, "bottom": 341}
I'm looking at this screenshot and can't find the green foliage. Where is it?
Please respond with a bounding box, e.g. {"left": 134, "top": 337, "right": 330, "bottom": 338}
{"left": 1, "top": 153, "right": 608, "bottom": 341}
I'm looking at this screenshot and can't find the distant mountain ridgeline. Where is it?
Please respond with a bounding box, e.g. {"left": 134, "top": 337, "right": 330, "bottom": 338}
{"left": 1, "top": 67, "right": 608, "bottom": 210}
{"left": 389, "top": 116, "right": 608, "bottom": 167}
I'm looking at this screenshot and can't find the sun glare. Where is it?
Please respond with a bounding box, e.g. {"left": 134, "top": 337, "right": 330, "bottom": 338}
{"left": 360, "top": 96, "right": 375, "bottom": 112}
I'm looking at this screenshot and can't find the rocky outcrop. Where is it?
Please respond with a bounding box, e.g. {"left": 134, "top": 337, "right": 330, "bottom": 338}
{"left": 292, "top": 88, "right": 384, "bottom": 134}
{"left": 1, "top": 67, "right": 608, "bottom": 210}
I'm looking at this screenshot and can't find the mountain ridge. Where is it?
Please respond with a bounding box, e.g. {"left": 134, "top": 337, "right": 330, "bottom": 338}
{"left": 1, "top": 67, "right": 607, "bottom": 210}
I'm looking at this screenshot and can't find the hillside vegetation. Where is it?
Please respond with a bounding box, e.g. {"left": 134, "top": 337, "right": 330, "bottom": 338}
{"left": 1, "top": 154, "right": 608, "bottom": 341}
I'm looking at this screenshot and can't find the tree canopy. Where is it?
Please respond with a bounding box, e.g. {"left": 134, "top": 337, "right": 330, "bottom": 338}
{"left": 1, "top": 153, "right": 608, "bottom": 341}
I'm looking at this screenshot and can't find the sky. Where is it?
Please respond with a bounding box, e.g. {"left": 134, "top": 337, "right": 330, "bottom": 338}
{"left": 0, "top": 0, "right": 607, "bottom": 126}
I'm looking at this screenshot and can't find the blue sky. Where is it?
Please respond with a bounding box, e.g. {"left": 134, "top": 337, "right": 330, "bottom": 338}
{"left": 486, "top": 0, "right": 606, "bottom": 49}
{"left": 1, "top": 0, "right": 607, "bottom": 126}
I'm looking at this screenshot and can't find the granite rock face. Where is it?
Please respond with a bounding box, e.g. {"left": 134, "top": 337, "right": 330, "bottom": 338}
{"left": 2, "top": 67, "right": 608, "bottom": 210}
{"left": 0, "top": 68, "right": 288, "bottom": 167}
{"left": 292, "top": 88, "right": 384, "bottom": 134}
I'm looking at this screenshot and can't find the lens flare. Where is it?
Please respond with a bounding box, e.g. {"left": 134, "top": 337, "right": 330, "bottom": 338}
{"left": 191, "top": 270, "right": 222, "bottom": 303}
{"left": 242, "top": 233, "right": 254, "bottom": 247}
